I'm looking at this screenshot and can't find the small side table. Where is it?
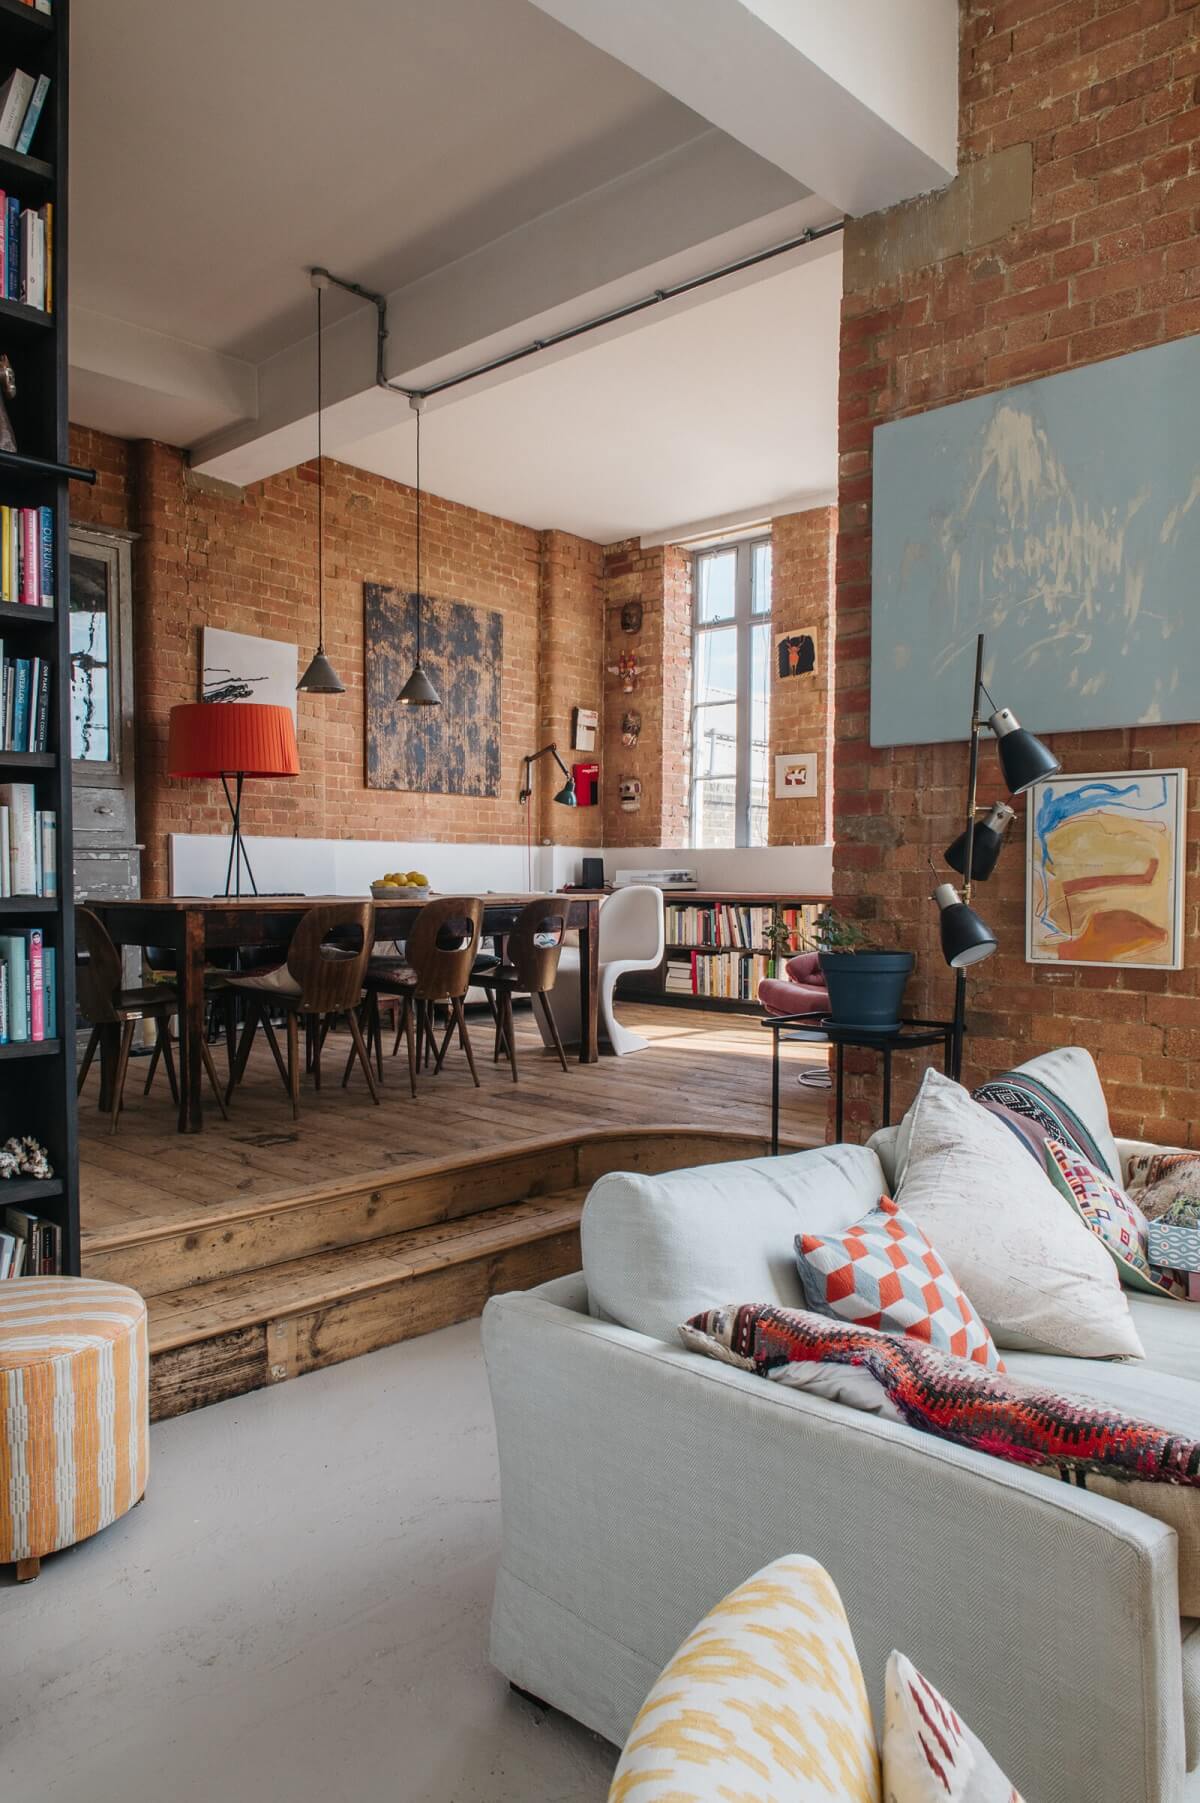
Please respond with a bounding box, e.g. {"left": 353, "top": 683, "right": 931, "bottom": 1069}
{"left": 762, "top": 1013, "right": 955, "bottom": 1153}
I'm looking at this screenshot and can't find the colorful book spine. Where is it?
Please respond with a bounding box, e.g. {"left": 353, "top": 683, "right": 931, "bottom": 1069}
{"left": 11, "top": 657, "right": 30, "bottom": 750}
{"left": 20, "top": 509, "right": 37, "bottom": 604}
{"left": 27, "top": 926, "right": 43, "bottom": 1040}
{"left": 6, "top": 196, "right": 20, "bottom": 301}
{"left": 15, "top": 74, "right": 49, "bottom": 156}
{"left": 42, "top": 942, "right": 55, "bottom": 1034}
{"left": 0, "top": 933, "right": 28, "bottom": 1040}
{"left": 38, "top": 506, "right": 53, "bottom": 604}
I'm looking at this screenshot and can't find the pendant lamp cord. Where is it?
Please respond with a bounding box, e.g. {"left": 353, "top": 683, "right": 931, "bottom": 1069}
{"left": 316, "top": 283, "right": 325, "bottom": 652}
{"left": 414, "top": 403, "right": 422, "bottom": 666}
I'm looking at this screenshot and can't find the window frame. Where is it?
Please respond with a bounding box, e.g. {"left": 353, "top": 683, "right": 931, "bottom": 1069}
{"left": 689, "top": 533, "right": 772, "bottom": 849}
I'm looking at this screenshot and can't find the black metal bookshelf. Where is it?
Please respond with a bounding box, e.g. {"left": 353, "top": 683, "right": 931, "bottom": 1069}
{"left": 0, "top": 0, "right": 87, "bottom": 1275}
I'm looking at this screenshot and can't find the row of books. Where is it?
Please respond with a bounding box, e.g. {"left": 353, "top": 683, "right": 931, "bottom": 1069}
{"left": 0, "top": 1205, "right": 60, "bottom": 1279}
{"left": 0, "top": 783, "right": 56, "bottom": 895}
{"left": 0, "top": 925, "right": 56, "bottom": 1040}
{"left": 676, "top": 951, "right": 776, "bottom": 1001}
{"left": 663, "top": 901, "right": 824, "bottom": 952}
{"left": 778, "top": 905, "right": 824, "bottom": 951}
{"left": 0, "top": 648, "right": 51, "bottom": 750}
{"left": 1, "top": 193, "right": 51, "bottom": 310}
{"left": 0, "top": 507, "right": 55, "bottom": 606}
{"left": 0, "top": 67, "right": 50, "bottom": 155}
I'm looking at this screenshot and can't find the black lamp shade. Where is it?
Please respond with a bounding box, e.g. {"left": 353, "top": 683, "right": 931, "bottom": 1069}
{"left": 987, "top": 708, "right": 1060, "bottom": 794}
{"left": 933, "top": 883, "right": 998, "bottom": 968}
{"left": 397, "top": 661, "right": 442, "bottom": 707}
{"left": 944, "top": 801, "right": 1015, "bottom": 882}
{"left": 553, "top": 775, "right": 577, "bottom": 806}
{"left": 297, "top": 647, "right": 345, "bottom": 695}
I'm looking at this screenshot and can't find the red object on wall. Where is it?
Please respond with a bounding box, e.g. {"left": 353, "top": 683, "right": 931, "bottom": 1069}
{"left": 572, "top": 761, "right": 599, "bottom": 807}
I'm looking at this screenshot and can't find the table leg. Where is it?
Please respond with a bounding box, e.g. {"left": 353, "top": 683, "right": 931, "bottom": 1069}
{"left": 835, "top": 1043, "right": 845, "bottom": 1141}
{"left": 882, "top": 1047, "right": 893, "bottom": 1127}
{"left": 179, "top": 910, "right": 206, "bottom": 1133}
{"left": 771, "top": 1029, "right": 780, "bottom": 1156}
{"left": 578, "top": 899, "right": 600, "bottom": 1064}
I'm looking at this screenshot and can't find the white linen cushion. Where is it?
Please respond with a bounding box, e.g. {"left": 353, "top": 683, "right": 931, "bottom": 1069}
{"left": 893, "top": 1069, "right": 1143, "bottom": 1359}
{"left": 582, "top": 1144, "right": 887, "bottom": 1344}
{"left": 883, "top": 1651, "right": 1024, "bottom": 1801}
{"left": 1007, "top": 1044, "right": 1122, "bottom": 1183}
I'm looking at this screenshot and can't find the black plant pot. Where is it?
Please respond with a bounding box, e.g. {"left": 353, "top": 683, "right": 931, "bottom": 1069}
{"left": 818, "top": 950, "right": 915, "bottom": 1033}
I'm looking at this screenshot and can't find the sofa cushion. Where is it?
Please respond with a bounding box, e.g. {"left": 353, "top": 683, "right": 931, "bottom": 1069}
{"left": 1125, "top": 1291, "right": 1200, "bottom": 1382}
{"left": 893, "top": 1069, "right": 1143, "bottom": 1359}
{"left": 796, "top": 1194, "right": 1003, "bottom": 1372}
{"left": 1044, "top": 1140, "right": 1184, "bottom": 1298}
{"left": 974, "top": 1045, "right": 1122, "bottom": 1184}
{"left": 883, "top": 1651, "right": 1026, "bottom": 1802}
{"left": 581, "top": 1143, "right": 886, "bottom": 1345}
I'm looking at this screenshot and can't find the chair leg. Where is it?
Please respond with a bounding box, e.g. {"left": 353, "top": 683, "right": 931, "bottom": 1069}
{"left": 109, "top": 1018, "right": 136, "bottom": 1134}
{"left": 142, "top": 1028, "right": 163, "bottom": 1097}
{"left": 537, "top": 992, "right": 570, "bottom": 1074}
{"left": 157, "top": 1019, "right": 180, "bottom": 1105}
{"left": 401, "top": 995, "right": 417, "bottom": 1098}
{"left": 434, "top": 1007, "right": 456, "bottom": 1073}
{"left": 226, "top": 1000, "right": 261, "bottom": 1104}
{"left": 453, "top": 995, "right": 480, "bottom": 1089}
{"left": 259, "top": 1013, "right": 291, "bottom": 1101}
{"left": 97, "top": 1023, "right": 120, "bottom": 1111}
{"left": 76, "top": 1025, "right": 100, "bottom": 1097}
{"left": 285, "top": 1010, "right": 301, "bottom": 1120}
{"left": 223, "top": 991, "right": 239, "bottom": 1083}
{"left": 15, "top": 1556, "right": 39, "bottom": 1583}
{"left": 501, "top": 991, "right": 519, "bottom": 1084}
{"left": 346, "top": 1005, "right": 381, "bottom": 1105}
{"left": 200, "top": 1035, "right": 230, "bottom": 1120}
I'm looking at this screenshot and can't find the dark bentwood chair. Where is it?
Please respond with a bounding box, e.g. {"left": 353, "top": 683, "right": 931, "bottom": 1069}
{"left": 360, "top": 897, "right": 484, "bottom": 1097}
{"left": 224, "top": 901, "right": 378, "bottom": 1118}
{"left": 75, "top": 907, "right": 228, "bottom": 1134}
{"left": 475, "top": 897, "right": 570, "bottom": 1082}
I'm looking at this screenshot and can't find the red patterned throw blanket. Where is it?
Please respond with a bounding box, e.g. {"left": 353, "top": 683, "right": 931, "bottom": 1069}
{"left": 685, "top": 1302, "right": 1200, "bottom": 1488}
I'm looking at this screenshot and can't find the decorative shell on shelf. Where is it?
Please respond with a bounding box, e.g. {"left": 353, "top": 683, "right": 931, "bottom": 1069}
{"left": 0, "top": 1136, "right": 54, "bottom": 1181}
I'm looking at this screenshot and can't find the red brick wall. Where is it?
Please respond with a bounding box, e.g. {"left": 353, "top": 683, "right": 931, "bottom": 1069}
{"left": 769, "top": 507, "right": 836, "bottom": 846}
{"left": 68, "top": 431, "right": 602, "bottom": 893}
{"left": 834, "top": 0, "right": 1200, "bottom": 1145}
{"left": 601, "top": 539, "right": 692, "bottom": 847}
{"left": 537, "top": 529, "right": 606, "bottom": 846}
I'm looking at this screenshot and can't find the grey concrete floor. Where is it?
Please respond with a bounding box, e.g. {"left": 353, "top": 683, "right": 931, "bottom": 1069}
{"left": 1, "top": 1322, "right": 618, "bottom": 1803}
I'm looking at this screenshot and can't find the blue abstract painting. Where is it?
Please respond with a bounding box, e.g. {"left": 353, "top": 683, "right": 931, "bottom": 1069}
{"left": 870, "top": 335, "right": 1200, "bottom": 747}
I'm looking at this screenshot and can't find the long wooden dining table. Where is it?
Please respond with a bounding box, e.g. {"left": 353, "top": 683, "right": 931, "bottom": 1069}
{"left": 87, "top": 891, "right": 605, "bottom": 1132}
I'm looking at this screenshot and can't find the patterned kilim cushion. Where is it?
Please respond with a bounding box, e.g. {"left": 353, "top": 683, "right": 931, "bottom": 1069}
{"left": 1127, "top": 1151, "right": 1200, "bottom": 1220}
{"left": 1043, "top": 1140, "right": 1185, "bottom": 1299}
{"left": 973, "top": 1069, "right": 1114, "bottom": 1177}
{"left": 796, "top": 1195, "right": 1004, "bottom": 1372}
{"left": 883, "top": 1652, "right": 1024, "bottom": 1803}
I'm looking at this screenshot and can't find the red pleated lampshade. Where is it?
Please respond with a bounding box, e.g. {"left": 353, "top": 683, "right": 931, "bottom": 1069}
{"left": 167, "top": 702, "right": 300, "bottom": 778}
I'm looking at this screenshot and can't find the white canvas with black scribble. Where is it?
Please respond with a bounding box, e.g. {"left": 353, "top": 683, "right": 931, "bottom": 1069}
{"left": 201, "top": 627, "right": 297, "bottom": 719}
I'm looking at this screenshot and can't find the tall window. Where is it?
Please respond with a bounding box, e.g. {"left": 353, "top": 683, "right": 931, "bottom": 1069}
{"left": 690, "top": 537, "right": 772, "bottom": 847}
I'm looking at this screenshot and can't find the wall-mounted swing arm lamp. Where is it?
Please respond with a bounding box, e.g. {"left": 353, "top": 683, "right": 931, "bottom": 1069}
{"left": 519, "top": 745, "right": 576, "bottom": 808}
{"left": 934, "top": 631, "right": 1061, "bottom": 1079}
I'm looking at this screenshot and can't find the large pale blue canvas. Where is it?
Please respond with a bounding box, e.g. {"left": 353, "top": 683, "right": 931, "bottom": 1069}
{"left": 870, "top": 336, "right": 1200, "bottom": 746}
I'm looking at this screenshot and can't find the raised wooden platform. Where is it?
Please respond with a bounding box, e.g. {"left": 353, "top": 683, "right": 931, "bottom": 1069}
{"left": 77, "top": 1005, "right": 828, "bottom": 1417}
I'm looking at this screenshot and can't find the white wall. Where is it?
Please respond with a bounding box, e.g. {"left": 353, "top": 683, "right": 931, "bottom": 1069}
{"left": 171, "top": 834, "right": 832, "bottom": 898}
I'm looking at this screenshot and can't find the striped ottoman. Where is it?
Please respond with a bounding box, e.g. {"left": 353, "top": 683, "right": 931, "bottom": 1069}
{"left": 1, "top": 1277, "right": 149, "bottom": 1581}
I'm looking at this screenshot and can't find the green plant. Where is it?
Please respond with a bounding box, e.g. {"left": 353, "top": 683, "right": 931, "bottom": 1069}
{"left": 1161, "top": 1195, "right": 1200, "bottom": 1230}
{"left": 811, "top": 907, "right": 874, "bottom": 954}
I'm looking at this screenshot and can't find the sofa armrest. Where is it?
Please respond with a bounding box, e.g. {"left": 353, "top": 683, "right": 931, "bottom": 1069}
{"left": 483, "top": 1289, "right": 1187, "bottom": 1803}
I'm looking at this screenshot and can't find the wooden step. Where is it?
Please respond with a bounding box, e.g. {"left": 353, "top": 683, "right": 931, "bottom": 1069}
{"left": 147, "top": 1194, "right": 585, "bottom": 1421}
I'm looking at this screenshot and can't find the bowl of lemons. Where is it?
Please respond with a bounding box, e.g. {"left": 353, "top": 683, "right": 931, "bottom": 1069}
{"left": 371, "top": 871, "right": 431, "bottom": 901}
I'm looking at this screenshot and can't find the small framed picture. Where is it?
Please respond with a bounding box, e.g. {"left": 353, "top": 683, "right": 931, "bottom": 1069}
{"left": 775, "top": 628, "right": 816, "bottom": 680}
{"left": 1026, "top": 766, "right": 1187, "bottom": 969}
{"left": 572, "top": 706, "right": 598, "bottom": 752}
{"left": 775, "top": 752, "right": 817, "bottom": 798}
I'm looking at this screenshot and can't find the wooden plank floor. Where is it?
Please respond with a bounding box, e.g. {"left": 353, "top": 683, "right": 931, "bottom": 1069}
{"left": 79, "top": 1003, "right": 830, "bottom": 1248}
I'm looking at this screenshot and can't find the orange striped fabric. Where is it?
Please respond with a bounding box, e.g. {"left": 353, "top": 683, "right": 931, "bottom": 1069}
{"left": 0, "top": 1278, "right": 148, "bottom": 1565}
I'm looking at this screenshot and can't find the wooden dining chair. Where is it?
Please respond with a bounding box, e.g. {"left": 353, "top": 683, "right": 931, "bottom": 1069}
{"left": 360, "top": 897, "right": 483, "bottom": 1097}
{"left": 475, "top": 897, "right": 570, "bottom": 1082}
{"left": 75, "top": 907, "right": 229, "bottom": 1134}
{"left": 224, "top": 902, "right": 378, "bottom": 1118}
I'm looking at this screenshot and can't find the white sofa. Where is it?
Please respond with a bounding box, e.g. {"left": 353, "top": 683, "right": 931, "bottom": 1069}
{"left": 483, "top": 1084, "right": 1200, "bottom": 1803}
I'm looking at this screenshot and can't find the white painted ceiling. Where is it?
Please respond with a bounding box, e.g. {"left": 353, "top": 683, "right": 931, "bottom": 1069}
{"left": 339, "top": 239, "right": 842, "bottom": 543}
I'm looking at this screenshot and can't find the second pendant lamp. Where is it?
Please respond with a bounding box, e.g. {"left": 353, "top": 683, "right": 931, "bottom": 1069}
{"left": 297, "top": 271, "right": 345, "bottom": 696}
{"left": 397, "top": 400, "right": 441, "bottom": 707}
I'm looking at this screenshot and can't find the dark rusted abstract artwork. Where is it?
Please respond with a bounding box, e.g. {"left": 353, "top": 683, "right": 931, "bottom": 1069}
{"left": 365, "top": 583, "right": 503, "bottom": 796}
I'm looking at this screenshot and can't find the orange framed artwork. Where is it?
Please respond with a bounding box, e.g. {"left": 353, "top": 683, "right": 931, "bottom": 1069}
{"left": 1026, "top": 768, "right": 1187, "bottom": 969}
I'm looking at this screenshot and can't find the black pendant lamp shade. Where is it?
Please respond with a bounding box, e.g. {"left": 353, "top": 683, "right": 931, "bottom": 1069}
{"left": 944, "top": 800, "right": 1015, "bottom": 882}
{"left": 397, "top": 402, "right": 442, "bottom": 708}
{"left": 934, "top": 882, "right": 998, "bottom": 969}
{"left": 987, "top": 707, "right": 1060, "bottom": 794}
{"left": 298, "top": 273, "right": 345, "bottom": 696}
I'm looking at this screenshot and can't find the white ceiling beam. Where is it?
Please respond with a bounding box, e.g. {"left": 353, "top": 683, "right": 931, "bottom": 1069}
{"left": 527, "top": 0, "right": 959, "bottom": 216}
{"left": 69, "top": 309, "right": 258, "bottom": 448}
{"left": 191, "top": 129, "right": 824, "bottom": 487}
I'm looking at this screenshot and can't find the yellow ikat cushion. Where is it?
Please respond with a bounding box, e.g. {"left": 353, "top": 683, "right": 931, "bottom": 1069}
{"left": 607, "top": 1554, "right": 881, "bottom": 1803}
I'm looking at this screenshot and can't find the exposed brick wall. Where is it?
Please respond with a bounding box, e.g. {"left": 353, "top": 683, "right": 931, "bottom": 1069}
{"left": 600, "top": 539, "right": 692, "bottom": 847}
{"left": 769, "top": 507, "right": 836, "bottom": 846}
{"left": 70, "top": 425, "right": 134, "bottom": 533}
{"left": 537, "top": 529, "right": 605, "bottom": 846}
{"left": 834, "top": 0, "right": 1200, "bottom": 1145}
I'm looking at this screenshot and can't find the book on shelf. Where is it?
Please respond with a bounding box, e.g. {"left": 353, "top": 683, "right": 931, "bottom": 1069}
{"left": 664, "top": 900, "right": 822, "bottom": 953}
{"left": 0, "top": 646, "right": 51, "bottom": 749}
{"left": 0, "top": 192, "right": 51, "bottom": 311}
{"left": 0, "top": 68, "right": 50, "bottom": 157}
{"left": 0, "top": 505, "right": 55, "bottom": 605}
{"left": 0, "top": 923, "right": 52, "bottom": 1041}
{"left": 684, "top": 949, "right": 774, "bottom": 1002}
{"left": 1, "top": 1206, "right": 60, "bottom": 1278}
{"left": 0, "top": 782, "right": 56, "bottom": 895}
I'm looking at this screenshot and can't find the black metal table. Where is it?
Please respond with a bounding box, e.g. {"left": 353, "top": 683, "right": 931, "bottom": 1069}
{"left": 762, "top": 1013, "right": 955, "bottom": 1152}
